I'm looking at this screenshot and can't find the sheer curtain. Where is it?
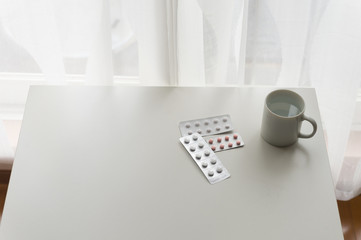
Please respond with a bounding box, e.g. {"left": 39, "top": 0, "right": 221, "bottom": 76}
{"left": 0, "top": 0, "right": 360, "bottom": 200}
{"left": 245, "top": 0, "right": 361, "bottom": 201}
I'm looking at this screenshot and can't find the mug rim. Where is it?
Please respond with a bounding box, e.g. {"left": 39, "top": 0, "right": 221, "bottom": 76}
{"left": 265, "top": 89, "right": 305, "bottom": 119}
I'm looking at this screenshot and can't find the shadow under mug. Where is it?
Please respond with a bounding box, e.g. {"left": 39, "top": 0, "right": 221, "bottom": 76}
{"left": 261, "top": 89, "right": 317, "bottom": 147}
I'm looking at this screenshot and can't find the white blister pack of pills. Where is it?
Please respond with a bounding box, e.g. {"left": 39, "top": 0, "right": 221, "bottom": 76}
{"left": 179, "top": 114, "right": 233, "bottom": 137}
{"left": 179, "top": 133, "right": 230, "bottom": 184}
{"left": 204, "top": 133, "right": 245, "bottom": 152}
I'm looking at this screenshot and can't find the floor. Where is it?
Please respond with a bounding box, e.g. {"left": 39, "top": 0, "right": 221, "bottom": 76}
{"left": 338, "top": 196, "right": 361, "bottom": 239}
{"left": 0, "top": 171, "right": 10, "bottom": 220}
{"left": 0, "top": 184, "right": 8, "bottom": 220}
{"left": 0, "top": 170, "right": 359, "bottom": 238}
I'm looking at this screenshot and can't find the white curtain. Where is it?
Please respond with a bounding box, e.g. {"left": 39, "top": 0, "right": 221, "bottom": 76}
{"left": 0, "top": 0, "right": 360, "bottom": 200}
{"left": 245, "top": 0, "right": 361, "bottom": 201}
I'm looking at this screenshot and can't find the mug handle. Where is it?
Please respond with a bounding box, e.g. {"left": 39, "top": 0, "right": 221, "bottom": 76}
{"left": 298, "top": 115, "right": 317, "bottom": 138}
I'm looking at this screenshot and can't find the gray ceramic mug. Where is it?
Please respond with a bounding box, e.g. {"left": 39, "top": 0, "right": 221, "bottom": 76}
{"left": 261, "top": 89, "right": 317, "bottom": 147}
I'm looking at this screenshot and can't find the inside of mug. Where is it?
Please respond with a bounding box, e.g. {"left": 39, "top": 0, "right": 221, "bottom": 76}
{"left": 266, "top": 90, "right": 305, "bottom": 117}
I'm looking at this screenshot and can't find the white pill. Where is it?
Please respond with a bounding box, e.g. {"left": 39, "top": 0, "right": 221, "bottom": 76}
{"left": 208, "top": 171, "right": 214, "bottom": 177}
{"left": 188, "top": 131, "right": 193, "bottom": 135}
{"left": 213, "top": 119, "right": 219, "bottom": 124}
{"left": 204, "top": 150, "right": 210, "bottom": 156}
{"left": 198, "top": 142, "right": 204, "bottom": 148}
{"left": 222, "top": 117, "right": 228, "bottom": 122}
{"left": 195, "top": 154, "right": 202, "bottom": 160}
{"left": 185, "top": 123, "right": 191, "bottom": 128}
{"left": 184, "top": 138, "right": 190, "bottom": 144}
{"left": 202, "top": 162, "right": 208, "bottom": 168}
{"left": 195, "top": 122, "right": 200, "bottom": 127}
{"left": 225, "top": 125, "right": 230, "bottom": 129}
{"left": 204, "top": 120, "right": 210, "bottom": 125}
{"left": 192, "top": 135, "right": 198, "bottom": 141}
{"left": 216, "top": 126, "right": 221, "bottom": 131}
{"left": 210, "top": 159, "right": 217, "bottom": 165}
{"left": 197, "top": 129, "right": 202, "bottom": 134}
{"left": 216, "top": 167, "right": 223, "bottom": 173}
{"left": 206, "top": 128, "right": 212, "bottom": 133}
{"left": 190, "top": 146, "right": 196, "bottom": 152}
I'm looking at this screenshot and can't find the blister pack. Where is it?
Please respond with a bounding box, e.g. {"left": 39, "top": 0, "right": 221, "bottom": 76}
{"left": 179, "top": 114, "right": 233, "bottom": 137}
{"left": 179, "top": 133, "right": 230, "bottom": 184}
{"left": 204, "top": 133, "right": 245, "bottom": 152}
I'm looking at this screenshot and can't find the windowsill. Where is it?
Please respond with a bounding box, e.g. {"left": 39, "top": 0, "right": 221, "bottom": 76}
{"left": 0, "top": 73, "right": 360, "bottom": 160}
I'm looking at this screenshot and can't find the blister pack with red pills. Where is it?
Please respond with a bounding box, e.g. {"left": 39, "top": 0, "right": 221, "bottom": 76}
{"left": 204, "top": 133, "right": 245, "bottom": 152}
{"left": 179, "top": 114, "right": 245, "bottom": 184}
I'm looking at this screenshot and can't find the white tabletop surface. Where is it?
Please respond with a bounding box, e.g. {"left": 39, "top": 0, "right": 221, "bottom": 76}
{"left": 0, "top": 86, "right": 343, "bottom": 240}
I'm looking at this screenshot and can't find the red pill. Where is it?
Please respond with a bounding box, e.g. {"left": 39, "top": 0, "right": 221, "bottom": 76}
{"left": 228, "top": 142, "right": 233, "bottom": 147}
{"left": 217, "top": 137, "right": 222, "bottom": 143}
{"left": 236, "top": 140, "right": 241, "bottom": 145}
{"left": 211, "top": 146, "right": 216, "bottom": 151}
{"left": 225, "top": 136, "right": 229, "bottom": 141}
{"left": 208, "top": 139, "right": 213, "bottom": 144}
{"left": 233, "top": 134, "right": 238, "bottom": 139}
{"left": 220, "top": 144, "right": 225, "bottom": 149}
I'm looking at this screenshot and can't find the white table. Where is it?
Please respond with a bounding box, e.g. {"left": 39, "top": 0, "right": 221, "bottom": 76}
{"left": 0, "top": 86, "right": 343, "bottom": 240}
